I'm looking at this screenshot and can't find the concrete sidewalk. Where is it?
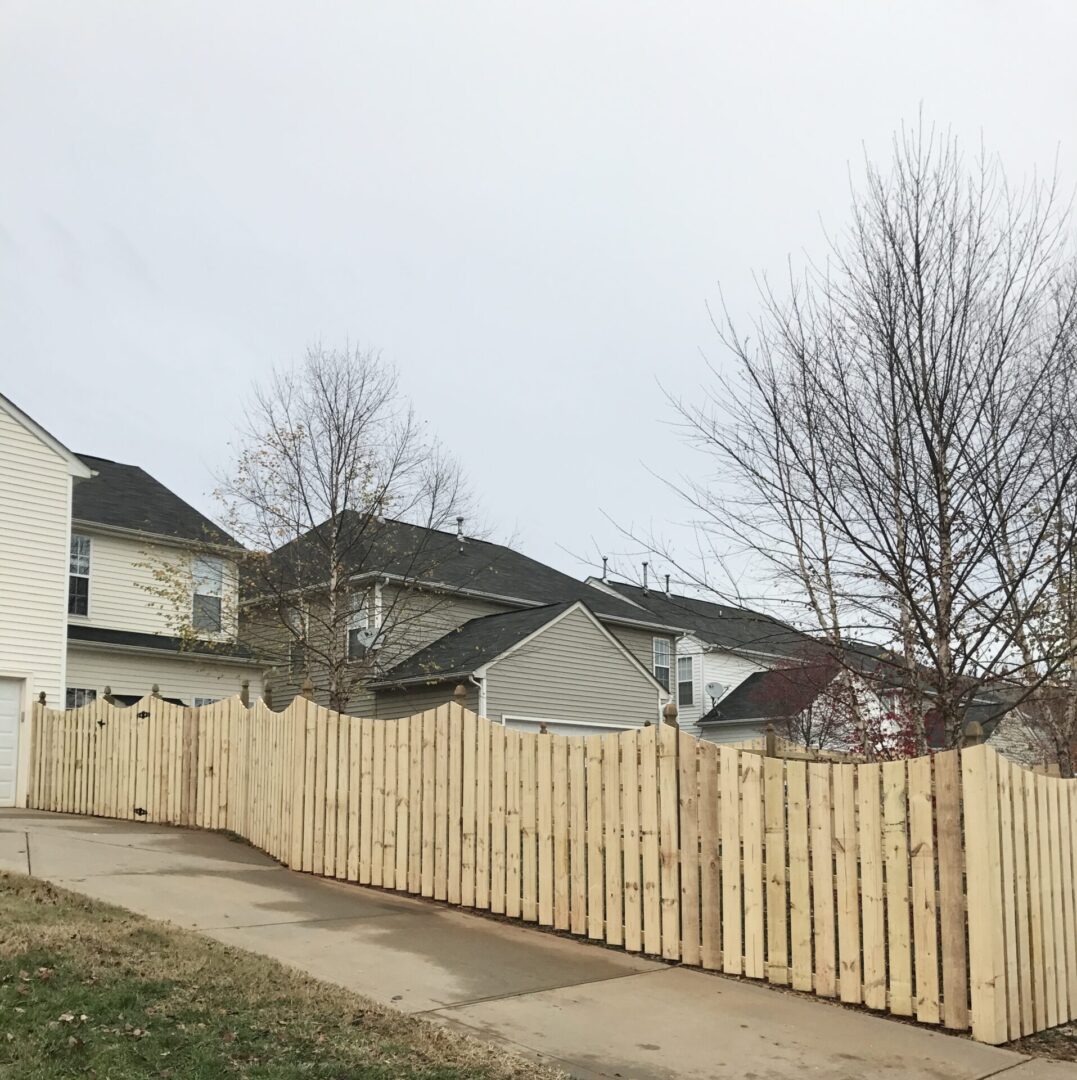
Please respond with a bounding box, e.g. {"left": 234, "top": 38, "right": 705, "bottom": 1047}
{"left": 0, "top": 810, "right": 1070, "bottom": 1080}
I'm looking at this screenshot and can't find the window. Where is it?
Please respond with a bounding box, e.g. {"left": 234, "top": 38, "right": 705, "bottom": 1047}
{"left": 652, "top": 638, "right": 671, "bottom": 691}
{"left": 193, "top": 696, "right": 218, "bottom": 707}
{"left": 68, "top": 534, "right": 90, "bottom": 616}
{"left": 347, "top": 593, "right": 370, "bottom": 660}
{"left": 65, "top": 687, "right": 96, "bottom": 709}
{"left": 192, "top": 556, "right": 224, "bottom": 633}
{"left": 677, "top": 656, "right": 694, "bottom": 707}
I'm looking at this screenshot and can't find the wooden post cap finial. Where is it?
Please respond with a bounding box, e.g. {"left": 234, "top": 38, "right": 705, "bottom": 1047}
{"left": 300, "top": 676, "right": 315, "bottom": 700}
{"left": 38, "top": 691, "right": 46, "bottom": 705}
{"left": 662, "top": 701, "right": 679, "bottom": 728}
{"left": 151, "top": 683, "right": 160, "bottom": 697}
{"left": 240, "top": 679, "right": 250, "bottom": 707}
{"left": 453, "top": 683, "right": 468, "bottom": 702}
{"left": 963, "top": 718, "right": 985, "bottom": 747}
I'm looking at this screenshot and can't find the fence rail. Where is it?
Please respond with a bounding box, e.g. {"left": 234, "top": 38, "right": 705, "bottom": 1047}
{"left": 27, "top": 693, "right": 1077, "bottom": 1045}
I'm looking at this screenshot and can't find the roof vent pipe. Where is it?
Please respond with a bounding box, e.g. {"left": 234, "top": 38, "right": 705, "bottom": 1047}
{"left": 456, "top": 516, "right": 466, "bottom": 547}
{"left": 642, "top": 561, "right": 649, "bottom": 594}
{"left": 601, "top": 555, "right": 608, "bottom": 582}
{"left": 665, "top": 574, "right": 670, "bottom": 596}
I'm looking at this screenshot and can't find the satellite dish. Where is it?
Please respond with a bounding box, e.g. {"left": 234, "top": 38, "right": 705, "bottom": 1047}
{"left": 354, "top": 628, "right": 378, "bottom": 648}
{"left": 705, "top": 682, "right": 726, "bottom": 704}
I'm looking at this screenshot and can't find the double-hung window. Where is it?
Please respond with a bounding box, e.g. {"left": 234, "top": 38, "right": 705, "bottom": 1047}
{"left": 68, "top": 534, "right": 91, "bottom": 616}
{"left": 347, "top": 593, "right": 370, "bottom": 660}
{"left": 192, "top": 556, "right": 224, "bottom": 633}
{"left": 652, "top": 638, "right": 671, "bottom": 691}
{"left": 677, "top": 656, "right": 694, "bottom": 707}
{"left": 65, "top": 687, "right": 96, "bottom": 709}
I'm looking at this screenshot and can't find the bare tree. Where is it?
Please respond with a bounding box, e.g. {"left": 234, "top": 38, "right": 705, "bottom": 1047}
{"left": 151, "top": 344, "right": 474, "bottom": 712}
{"left": 668, "top": 124, "right": 1077, "bottom": 746}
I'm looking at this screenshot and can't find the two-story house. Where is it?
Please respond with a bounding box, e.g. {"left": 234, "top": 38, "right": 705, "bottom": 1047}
{"left": 245, "top": 515, "right": 684, "bottom": 734}
{"left": 0, "top": 392, "right": 264, "bottom": 806}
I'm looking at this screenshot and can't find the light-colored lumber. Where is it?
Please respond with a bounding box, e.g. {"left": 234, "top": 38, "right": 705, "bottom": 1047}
{"left": 302, "top": 700, "right": 317, "bottom": 872}
{"left": 678, "top": 731, "right": 700, "bottom": 967}
{"left": 657, "top": 722, "right": 681, "bottom": 961}
{"left": 741, "top": 751, "right": 764, "bottom": 980}
{"left": 568, "top": 735, "right": 588, "bottom": 936}
{"left": 461, "top": 709, "right": 477, "bottom": 907}
{"left": 371, "top": 715, "right": 386, "bottom": 887}
{"left": 832, "top": 763, "right": 860, "bottom": 1004}
{"left": 857, "top": 762, "right": 885, "bottom": 1011}
{"left": 883, "top": 758, "right": 912, "bottom": 1015}
{"left": 640, "top": 724, "right": 661, "bottom": 955}
{"left": 585, "top": 734, "right": 604, "bottom": 940}
{"left": 382, "top": 720, "right": 398, "bottom": 889}
{"left": 521, "top": 731, "right": 538, "bottom": 922}
{"left": 909, "top": 755, "right": 939, "bottom": 1024}
{"left": 552, "top": 734, "right": 570, "bottom": 931}
{"left": 720, "top": 746, "right": 743, "bottom": 975}
{"left": 1049, "top": 777, "right": 1067, "bottom": 1022}
{"left": 603, "top": 731, "right": 623, "bottom": 946}
{"left": 395, "top": 718, "right": 410, "bottom": 891}
{"left": 996, "top": 757, "right": 1019, "bottom": 1036}
{"left": 475, "top": 715, "right": 491, "bottom": 910}
{"left": 934, "top": 750, "right": 968, "bottom": 1030}
{"left": 408, "top": 713, "right": 423, "bottom": 893}
{"left": 348, "top": 716, "right": 362, "bottom": 882}
{"left": 787, "top": 758, "right": 811, "bottom": 993}
{"left": 1037, "top": 770, "right": 1059, "bottom": 1028}
{"left": 699, "top": 742, "right": 721, "bottom": 971}
{"left": 322, "top": 712, "right": 337, "bottom": 878}
{"left": 447, "top": 704, "right": 463, "bottom": 906}
{"left": 434, "top": 705, "right": 449, "bottom": 901}
{"left": 763, "top": 755, "right": 787, "bottom": 986}
{"left": 504, "top": 728, "right": 522, "bottom": 919}
{"left": 613, "top": 730, "right": 639, "bottom": 950}
{"left": 537, "top": 730, "right": 554, "bottom": 926}
{"left": 490, "top": 723, "right": 507, "bottom": 913}
{"left": 359, "top": 716, "right": 375, "bottom": 885}
{"left": 809, "top": 761, "right": 835, "bottom": 998}
{"left": 1026, "top": 766, "right": 1048, "bottom": 1032}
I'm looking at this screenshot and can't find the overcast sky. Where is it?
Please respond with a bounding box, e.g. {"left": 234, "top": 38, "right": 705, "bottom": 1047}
{"left": 3, "top": 2, "right": 1076, "bottom": 599}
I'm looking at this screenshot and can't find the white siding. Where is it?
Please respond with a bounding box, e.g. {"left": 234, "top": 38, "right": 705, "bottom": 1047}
{"left": 0, "top": 406, "right": 73, "bottom": 707}
{"left": 485, "top": 607, "right": 661, "bottom": 728}
{"left": 69, "top": 529, "right": 239, "bottom": 639}
{"left": 66, "top": 645, "right": 262, "bottom": 705}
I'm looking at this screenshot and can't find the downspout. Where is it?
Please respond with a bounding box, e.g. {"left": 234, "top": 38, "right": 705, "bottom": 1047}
{"left": 469, "top": 672, "right": 487, "bottom": 718}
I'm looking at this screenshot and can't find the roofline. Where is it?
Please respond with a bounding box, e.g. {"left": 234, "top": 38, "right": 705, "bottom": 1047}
{"left": 67, "top": 636, "right": 266, "bottom": 667}
{"left": 0, "top": 393, "right": 94, "bottom": 479}
{"left": 369, "top": 669, "right": 477, "bottom": 689}
{"left": 480, "top": 600, "right": 670, "bottom": 694}
{"left": 72, "top": 517, "right": 241, "bottom": 553}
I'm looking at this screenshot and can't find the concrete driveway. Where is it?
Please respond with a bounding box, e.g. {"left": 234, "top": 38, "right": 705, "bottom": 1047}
{"left": 0, "top": 809, "right": 1070, "bottom": 1079}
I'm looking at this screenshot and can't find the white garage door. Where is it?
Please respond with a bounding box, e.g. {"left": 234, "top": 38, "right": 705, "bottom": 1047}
{"left": 502, "top": 715, "right": 632, "bottom": 739}
{"left": 0, "top": 679, "right": 22, "bottom": 807}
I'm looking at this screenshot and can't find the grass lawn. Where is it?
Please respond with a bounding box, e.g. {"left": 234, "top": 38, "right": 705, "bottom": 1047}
{"left": 0, "top": 872, "right": 563, "bottom": 1079}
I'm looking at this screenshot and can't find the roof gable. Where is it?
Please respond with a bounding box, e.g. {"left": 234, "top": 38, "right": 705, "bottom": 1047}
{"left": 0, "top": 393, "right": 94, "bottom": 478}
{"left": 72, "top": 454, "right": 237, "bottom": 546}
{"left": 700, "top": 664, "right": 838, "bottom": 723}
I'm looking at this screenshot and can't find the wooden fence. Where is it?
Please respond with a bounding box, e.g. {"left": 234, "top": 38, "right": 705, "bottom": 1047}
{"left": 26, "top": 693, "right": 1077, "bottom": 1045}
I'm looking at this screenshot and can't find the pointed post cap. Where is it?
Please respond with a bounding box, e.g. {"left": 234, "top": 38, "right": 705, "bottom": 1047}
{"left": 37, "top": 691, "right": 46, "bottom": 705}
{"left": 963, "top": 718, "right": 985, "bottom": 747}
{"left": 453, "top": 683, "right": 468, "bottom": 704}
{"left": 300, "top": 676, "right": 315, "bottom": 700}
{"left": 662, "top": 702, "right": 679, "bottom": 728}
{"left": 151, "top": 683, "right": 160, "bottom": 698}
{"left": 240, "top": 678, "right": 250, "bottom": 707}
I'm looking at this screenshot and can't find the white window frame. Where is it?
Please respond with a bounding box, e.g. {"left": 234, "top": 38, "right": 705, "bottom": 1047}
{"left": 192, "top": 555, "right": 225, "bottom": 634}
{"left": 652, "top": 637, "right": 671, "bottom": 692}
{"left": 65, "top": 687, "right": 97, "bottom": 709}
{"left": 193, "top": 696, "right": 218, "bottom": 707}
{"left": 68, "top": 534, "right": 91, "bottom": 618}
{"left": 677, "top": 655, "right": 694, "bottom": 707}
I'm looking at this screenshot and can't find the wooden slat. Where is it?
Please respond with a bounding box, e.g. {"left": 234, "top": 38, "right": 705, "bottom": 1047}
{"left": 382, "top": 720, "right": 398, "bottom": 889}
{"left": 1026, "top": 766, "right": 1048, "bottom": 1032}
{"left": 963, "top": 746, "right": 1009, "bottom": 1044}
{"left": 490, "top": 723, "right": 507, "bottom": 914}
{"left": 420, "top": 711, "right": 436, "bottom": 898}
{"left": 371, "top": 716, "right": 386, "bottom": 887}
{"left": 348, "top": 716, "right": 362, "bottom": 882}
{"left": 720, "top": 746, "right": 742, "bottom": 976}
{"left": 322, "top": 713, "right": 337, "bottom": 879}
{"left": 763, "top": 756, "right": 787, "bottom": 985}
{"left": 1011, "top": 761, "right": 1033, "bottom": 1036}
{"left": 537, "top": 731, "right": 554, "bottom": 926}
{"left": 741, "top": 752, "right": 764, "bottom": 980}
{"left": 640, "top": 725, "right": 661, "bottom": 955}
{"left": 521, "top": 731, "right": 538, "bottom": 922}
{"left": 552, "top": 733, "right": 570, "bottom": 931}
{"left": 585, "top": 734, "right": 604, "bottom": 940}
{"left": 407, "top": 713, "right": 423, "bottom": 893}
{"left": 698, "top": 743, "right": 721, "bottom": 971}
{"left": 809, "top": 761, "right": 835, "bottom": 998}
{"left": 461, "top": 709, "right": 477, "bottom": 907}
{"left": 658, "top": 723, "right": 681, "bottom": 962}
{"left": 1063, "top": 782, "right": 1077, "bottom": 1022}
{"left": 290, "top": 701, "right": 307, "bottom": 868}
{"left": 1049, "top": 777, "right": 1067, "bottom": 1022}
{"left": 934, "top": 750, "right": 968, "bottom": 1030}
{"left": 603, "top": 732, "right": 623, "bottom": 946}
{"left": 832, "top": 763, "right": 860, "bottom": 1004}
{"left": 1037, "top": 770, "right": 1059, "bottom": 1028}
{"left": 857, "top": 762, "right": 886, "bottom": 1011}
{"left": 678, "top": 732, "right": 700, "bottom": 967}
{"left": 613, "top": 730, "right": 639, "bottom": 950}
{"left": 475, "top": 715, "right": 491, "bottom": 910}
{"left": 909, "top": 755, "right": 939, "bottom": 1024}
{"left": 883, "top": 758, "right": 912, "bottom": 1016}
{"left": 568, "top": 735, "right": 587, "bottom": 936}
{"left": 434, "top": 706, "right": 449, "bottom": 901}
{"left": 395, "top": 718, "right": 410, "bottom": 891}
{"left": 447, "top": 705, "right": 463, "bottom": 906}
{"left": 996, "top": 757, "right": 1019, "bottom": 1037}
{"left": 787, "top": 759, "right": 812, "bottom": 993}
{"left": 302, "top": 701, "right": 317, "bottom": 873}
{"left": 504, "top": 729, "right": 522, "bottom": 919}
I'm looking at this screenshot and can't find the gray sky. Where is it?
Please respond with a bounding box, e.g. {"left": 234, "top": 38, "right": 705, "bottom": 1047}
{"left": 3, "top": 1, "right": 1075, "bottom": 594}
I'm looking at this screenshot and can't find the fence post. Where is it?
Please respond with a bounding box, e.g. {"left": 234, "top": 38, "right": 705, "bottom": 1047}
{"left": 300, "top": 676, "right": 314, "bottom": 701}
{"left": 662, "top": 701, "right": 679, "bottom": 728}
{"left": 264, "top": 678, "right": 274, "bottom": 711}
{"left": 102, "top": 685, "right": 117, "bottom": 706}
{"left": 963, "top": 718, "right": 984, "bottom": 747}
{"left": 240, "top": 679, "right": 250, "bottom": 708}
{"left": 151, "top": 683, "right": 160, "bottom": 698}
{"left": 764, "top": 722, "right": 777, "bottom": 758}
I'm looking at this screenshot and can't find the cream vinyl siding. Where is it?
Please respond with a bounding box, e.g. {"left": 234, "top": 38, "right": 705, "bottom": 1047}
{"left": 0, "top": 406, "right": 74, "bottom": 706}
{"left": 66, "top": 645, "right": 262, "bottom": 705}
{"left": 485, "top": 607, "right": 661, "bottom": 728}
{"left": 69, "top": 529, "right": 239, "bottom": 639}
{"left": 373, "top": 681, "right": 478, "bottom": 720}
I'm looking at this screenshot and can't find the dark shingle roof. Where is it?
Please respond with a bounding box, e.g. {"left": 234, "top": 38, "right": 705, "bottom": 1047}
{"left": 699, "top": 664, "right": 837, "bottom": 724}
{"left": 73, "top": 454, "right": 237, "bottom": 546}
{"left": 268, "top": 515, "right": 678, "bottom": 629}
{"left": 371, "top": 602, "right": 577, "bottom": 687}
{"left": 599, "top": 582, "right": 820, "bottom": 660}
{"left": 68, "top": 624, "right": 260, "bottom": 662}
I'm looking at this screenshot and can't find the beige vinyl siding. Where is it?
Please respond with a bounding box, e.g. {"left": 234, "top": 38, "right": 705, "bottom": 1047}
{"left": 373, "top": 680, "right": 478, "bottom": 720}
{"left": 66, "top": 645, "right": 262, "bottom": 705}
{"left": 485, "top": 607, "right": 661, "bottom": 728}
{"left": 608, "top": 624, "right": 676, "bottom": 694}
{"left": 69, "top": 529, "right": 240, "bottom": 639}
{"left": 0, "top": 406, "right": 73, "bottom": 707}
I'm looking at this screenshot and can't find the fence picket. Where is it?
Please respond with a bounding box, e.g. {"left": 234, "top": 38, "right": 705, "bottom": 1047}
{"left": 883, "top": 759, "right": 912, "bottom": 1016}
{"left": 620, "top": 730, "right": 642, "bottom": 951}
{"left": 585, "top": 735, "right": 604, "bottom": 939}
{"left": 603, "top": 732, "right": 623, "bottom": 946}
{"left": 833, "top": 763, "right": 860, "bottom": 1004}
{"left": 720, "top": 746, "right": 742, "bottom": 975}
{"left": 568, "top": 735, "right": 588, "bottom": 936}
{"left": 639, "top": 724, "right": 661, "bottom": 955}
{"left": 699, "top": 742, "right": 721, "bottom": 971}
{"left": 809, "top": 762, "right": 836, "bottom": 998}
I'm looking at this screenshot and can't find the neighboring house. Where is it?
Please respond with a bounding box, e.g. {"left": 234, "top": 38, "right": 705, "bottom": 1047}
{"left": 0, "top": 394, "right": 94, "bottom": 806}
{"left": 586, "top": 578, "right": 823, "bottom": 737}
{"left": 64, "top": 454, "right": 265, "bottom": 708}
{"left": 247, "top": 515, "right": 682, "bottom": 732}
